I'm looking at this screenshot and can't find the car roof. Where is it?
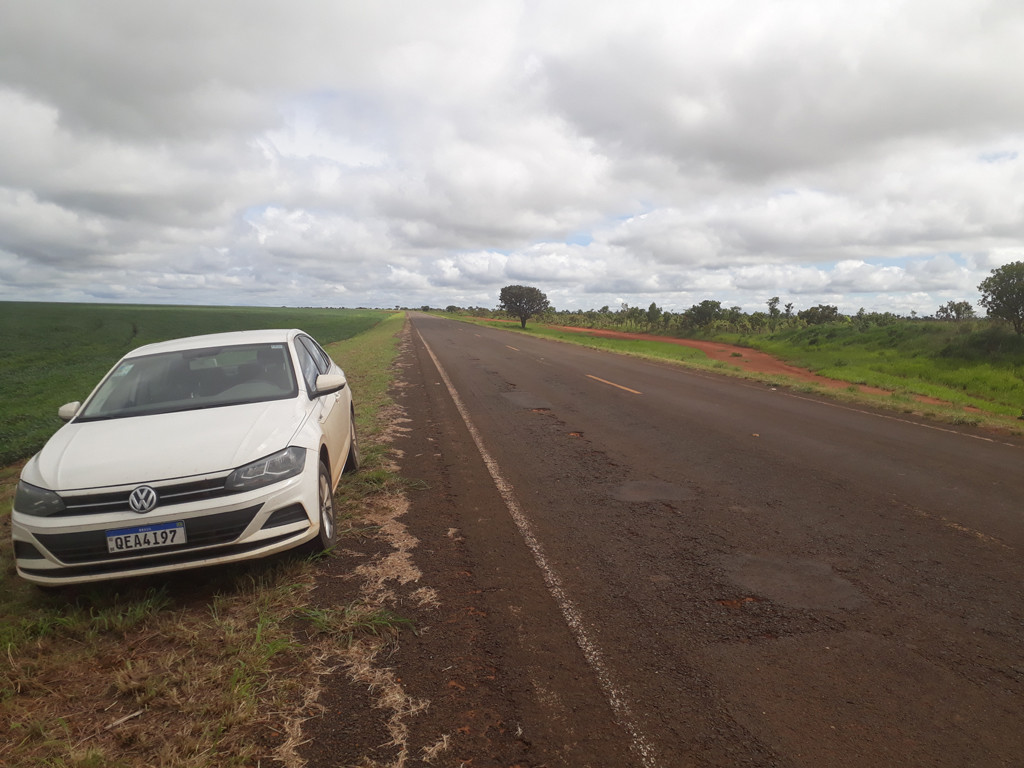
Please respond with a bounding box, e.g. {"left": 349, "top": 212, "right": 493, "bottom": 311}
{"left": 124, "top": 329, "right": 304, "bottom": 358}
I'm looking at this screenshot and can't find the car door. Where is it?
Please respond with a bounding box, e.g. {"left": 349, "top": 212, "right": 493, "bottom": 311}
{"left": 296, "top": 335, "right": 348, "bottom": 481}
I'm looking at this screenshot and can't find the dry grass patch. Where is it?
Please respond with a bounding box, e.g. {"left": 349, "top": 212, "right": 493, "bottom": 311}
{"left": 1, "top": 562, "right": 317, "bottom": 767}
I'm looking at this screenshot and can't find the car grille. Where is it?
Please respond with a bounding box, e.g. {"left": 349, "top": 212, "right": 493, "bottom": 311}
{"left": 34, "top": 505, "right": 263, "bottom": 564}
{"left": 57, "top": 476, "right": 235, "bottom": 516}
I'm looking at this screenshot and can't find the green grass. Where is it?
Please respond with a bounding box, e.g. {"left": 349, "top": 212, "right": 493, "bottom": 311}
{"left": 0, "top": 302, "right": 391, "bottom": 465}
{"left": 0, "top": 586, "right": 171, "bottom": 650}
{"left": 298, "top": 603, "right": 413, "bottom": 644}
{"left": 736, "top": 321, "right": 1024, "bottom": 416}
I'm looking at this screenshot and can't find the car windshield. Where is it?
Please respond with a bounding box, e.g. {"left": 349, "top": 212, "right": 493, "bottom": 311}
{"left": 77, "top": 342, "right": 298, "bottom": 421}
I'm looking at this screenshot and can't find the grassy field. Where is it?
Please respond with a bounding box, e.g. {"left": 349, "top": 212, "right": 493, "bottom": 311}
{"left": 0, "top": 309, "right": 409, "bottom": 767}
{"left": 735, "top": 321, "right": 1024, "bottom": 417}
{"left": 0, "top": 302, "right": 391, "bottom": 466}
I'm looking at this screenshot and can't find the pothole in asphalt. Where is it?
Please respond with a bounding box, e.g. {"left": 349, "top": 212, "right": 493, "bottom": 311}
{"left": 721, "top": 553, "right": 864, "bottom": 611}
{"left": 502, "top": 391, "right": 553, "bottom": 409}
{"left": 610, "top": 479, "right": 695, "bottom": 502}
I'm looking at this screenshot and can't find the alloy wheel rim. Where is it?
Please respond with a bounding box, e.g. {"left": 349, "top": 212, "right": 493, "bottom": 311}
{"left": 319, "top": 473, "right": 334, "bottom": 540}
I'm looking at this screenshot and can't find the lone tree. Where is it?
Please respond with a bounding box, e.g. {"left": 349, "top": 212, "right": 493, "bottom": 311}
{"left": 499, "top": 284, "right": 550, "bottom": 328}
{"left": 979, "top": 261, "right": 1024, "bottom": 335}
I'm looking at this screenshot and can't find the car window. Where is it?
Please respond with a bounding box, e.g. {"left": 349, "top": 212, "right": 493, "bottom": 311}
{"left": 294, "top": 341, "right": 322, "bottom": 396}
{"left": 78, "top": 343, "right": 298, "bottom": 420}
{"left": 298, "top": 335, "right": 331, "bottom": 374}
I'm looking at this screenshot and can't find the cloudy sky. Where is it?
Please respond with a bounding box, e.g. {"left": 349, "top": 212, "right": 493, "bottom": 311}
{"left": 1, "top": 1, "right": 1022, "bottom": 315}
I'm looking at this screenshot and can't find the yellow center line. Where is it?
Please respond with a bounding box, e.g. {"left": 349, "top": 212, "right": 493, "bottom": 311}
{"left": 587, "top": 374, "right": 643, "bottom": 395}
{"left": 506, "top": 345, "right": 520, "bottom": 351}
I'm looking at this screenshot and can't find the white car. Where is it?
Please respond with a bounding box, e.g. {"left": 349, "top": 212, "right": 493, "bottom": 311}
{"left": 11, "top": 328, "right": 360, "bottom": 587}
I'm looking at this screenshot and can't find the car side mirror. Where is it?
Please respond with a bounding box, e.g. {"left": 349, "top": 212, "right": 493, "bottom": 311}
{"left": 314, "top": 373, "right": 347, "bottom": 397}
{"left": 58, "top": 402, "right": 81, "bottom": 421}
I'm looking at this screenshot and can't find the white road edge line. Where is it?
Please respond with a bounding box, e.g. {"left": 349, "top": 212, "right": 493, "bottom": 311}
{"left": 417, "top": 330, "right": 662, "bottom": 768}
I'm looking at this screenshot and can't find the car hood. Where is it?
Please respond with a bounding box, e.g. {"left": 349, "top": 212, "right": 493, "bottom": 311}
{"left": 28, "top": 399, "right": 309, "bottom": 491}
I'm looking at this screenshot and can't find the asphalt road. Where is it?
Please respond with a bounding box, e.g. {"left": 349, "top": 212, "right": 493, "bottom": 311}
{"left": 387, "top": 313, "right": 1024, "bottom": 768}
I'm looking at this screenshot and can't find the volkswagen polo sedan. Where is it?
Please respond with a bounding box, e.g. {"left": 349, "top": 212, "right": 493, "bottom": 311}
{"left": 12, "top": 328, "right": 360, "bottom": 586}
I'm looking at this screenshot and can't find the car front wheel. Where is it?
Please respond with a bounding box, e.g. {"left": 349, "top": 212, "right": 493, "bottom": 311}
{"left": 307, "top": 460, "right": 337, "bottom": 553}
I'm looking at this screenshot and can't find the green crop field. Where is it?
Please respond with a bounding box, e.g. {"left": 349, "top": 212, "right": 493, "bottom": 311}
{"left": 0, "top": 302, "right": 393, "bottom": 466}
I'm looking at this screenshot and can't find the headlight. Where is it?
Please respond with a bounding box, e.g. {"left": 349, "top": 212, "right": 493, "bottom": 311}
{"left": 14, "top": 481, "right": 66, "bottom": 517}
{"left": 225, "top": 446, "right": 306, "bottom": 492}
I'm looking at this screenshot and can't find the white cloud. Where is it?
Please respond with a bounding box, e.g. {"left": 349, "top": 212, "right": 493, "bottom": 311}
{"left": 0, "top": 0, "right": 1021, "bottom": 315}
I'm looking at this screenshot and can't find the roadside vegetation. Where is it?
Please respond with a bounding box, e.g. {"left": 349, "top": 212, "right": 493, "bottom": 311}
{"left": 739, "top": 321, "right": 1024, "bottom": 417}
{"left": 0, "top": 307, "right": 408, "bottom": 767}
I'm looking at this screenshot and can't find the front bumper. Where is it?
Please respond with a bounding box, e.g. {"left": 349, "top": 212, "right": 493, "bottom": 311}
{"left": 12, "top": 454, "right": 323, "bottom": 586}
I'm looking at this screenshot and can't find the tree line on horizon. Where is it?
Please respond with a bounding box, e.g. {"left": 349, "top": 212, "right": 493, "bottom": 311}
{"left": 437, "top": 298, "right": 969, "bottom": 336}
{"left": 421, "top": 262, "right": 1024, "bottom": 338}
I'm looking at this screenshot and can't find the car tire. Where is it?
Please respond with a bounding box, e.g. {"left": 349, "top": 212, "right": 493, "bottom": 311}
{"left": 343, "top": 412, "right": 361, "bottom": 474}
{"left": 305, "top": 460, "right": 337, "bottom": 554}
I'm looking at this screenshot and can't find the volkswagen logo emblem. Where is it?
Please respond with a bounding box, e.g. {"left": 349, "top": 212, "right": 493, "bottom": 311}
{"left": 128, "top": 486, "right": 159, "bottom": 514}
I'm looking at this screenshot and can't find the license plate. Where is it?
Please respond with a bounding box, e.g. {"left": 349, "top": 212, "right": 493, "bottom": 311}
{"left": 106, "top": 521, "right": 186, "bottom": 553}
